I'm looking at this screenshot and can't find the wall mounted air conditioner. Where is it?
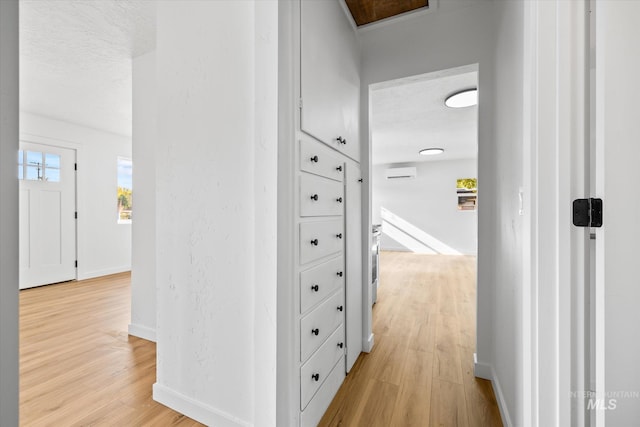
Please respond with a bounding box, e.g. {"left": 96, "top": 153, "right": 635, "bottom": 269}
{"left": 385, "top": 167, "right": 417, "bottom": 180}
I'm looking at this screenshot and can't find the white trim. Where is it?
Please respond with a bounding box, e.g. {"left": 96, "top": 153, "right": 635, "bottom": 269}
{"left": 523, "top": 0, "right": 589, "bottom": 425}
{"left": 77, "top": 266, "right": 130, "bottom": 281}
{"left": 489, "top": 364, "right": 514, "bottom": 427}
{"left": 472, "top": 356, "right": 513, "bottom": 427}
{"left": 362, "top": 333, "right": 374, "bottom": 353}
{"left": 337, "top": 0, "right": 358, "bottom": 32}
{"left": 153, "top": 383, "right": 251, "bottom": 427}
{"left": 521, "top": 1, "right": 537, "bottom": 425}
{"left": 127, "top": 323, "right": 156, "bottom": 342}
{"left": 473, "top": 352, "right": 491, "bottom": 380}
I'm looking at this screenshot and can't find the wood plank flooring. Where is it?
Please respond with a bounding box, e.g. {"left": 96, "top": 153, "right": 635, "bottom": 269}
{"left": 19, "top": 253, "right": 502, "bottom": 426}
{"left": 318, "top": 251, "right": 503, "bottom": 427}
{"left": 19, "top": 273, "right": 204, "bottom": 426}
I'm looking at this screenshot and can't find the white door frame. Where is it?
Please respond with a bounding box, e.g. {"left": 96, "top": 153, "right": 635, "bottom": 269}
{"left": 20, "top": 133, "right": 82, "bottom": 283}
{"left": 522, "top": 0, "right": 590, "bottom": 425}
{"left": 19, "top": 136, "right": 78, "bottom": 289}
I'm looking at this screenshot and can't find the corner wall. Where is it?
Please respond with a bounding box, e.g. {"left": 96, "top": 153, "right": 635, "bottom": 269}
{"left": 489, "top": 0, "right": 525, "bottom": 424}
{"left": 0, "top": 1, "right": 19, "bottom": 425}
{"left": 153, "top": 2, "right": 278, "bottom": 426}
{"left": 129, "top": 50, "right": 157, "bottom": 341}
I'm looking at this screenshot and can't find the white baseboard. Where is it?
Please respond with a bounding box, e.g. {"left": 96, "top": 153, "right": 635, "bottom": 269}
{"left": 362, "top": 333, "right": 374, "bottom": 353}
{"left": 473, "top": 352, "right": 492, "bottom": 380}
{"left": 77, "top": 265, "right": 131, "bottom": 281}
{"left": 474, "top": 354, "right": 512, "bottom": 427}
{"left": 153, "top": 382, "right": 252, "bottom": 427}
{"left": 488, "top": 365, "right": 512, "bottom": 427}
{"left": 127, "top": 323, "right": 156, "bottom": 342}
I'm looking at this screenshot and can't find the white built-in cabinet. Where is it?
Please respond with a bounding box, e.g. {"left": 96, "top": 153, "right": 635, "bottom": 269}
{"left": 292, "top": 1, "right": 362, "bottom": 425}
{"left": 344, "top": 160, "right": 362, "bottom": 372}
{"left": 300, "top": 0, "right": 360, "bottom": 162}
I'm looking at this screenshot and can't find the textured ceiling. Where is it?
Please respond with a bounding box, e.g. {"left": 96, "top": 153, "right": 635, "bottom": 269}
{"left": 371, "top": 68, "right": 478, "bottom": 165}
{"left": 20, "top": 0, "right": 156, "bottom": 137}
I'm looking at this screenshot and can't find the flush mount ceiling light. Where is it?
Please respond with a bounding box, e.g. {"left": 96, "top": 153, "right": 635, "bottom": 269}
{"left": 419, "top": 148, "right": 444, "bottom": 156}
{"left": 445, "top": 88, "right": 478, "bottom": 108}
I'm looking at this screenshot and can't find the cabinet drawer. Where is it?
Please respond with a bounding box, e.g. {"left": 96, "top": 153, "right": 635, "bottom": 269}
{"left": 300, "top": 138, "right": 344, "bottom": 182}
{"left": 300, "top": 290, "right": 344, "bottom": 362}
{"left": 299, "top": 219, "right": 344, "bottom": 265}
{"left": 300, "top": 173, "right": 344, "bottom": 217}
{"left": 300, "top": 255, "right": 344, "bottom": 314}
{"left": 300, "top": 325, "right": 345, "bottom": 410}
{"left": 300, "top": 357, "right": 345, "bottom": 427}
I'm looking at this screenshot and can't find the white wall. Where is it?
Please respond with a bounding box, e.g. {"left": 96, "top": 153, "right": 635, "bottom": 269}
{"left": 20, "top": 113, "right": 132, "bottom": 280}
{"left": 372, "top": 159, "right": 477, "bottom": 255}
{"left": 129, "top": 50, "right": 157, "bottom": 342}
{"left": 359, "top": 0, "right": 498, "bottom": 410}
{"left": 0, "top": 1, "right": 19, "bottom": 425}
{"left": 153, "top": 2, "right": 278, "bottom": 426}
{"left": 597, "top": 1, "right": 640, "bottom": 424}
{"left": 490, "top": 1, "right": 524, "bottom": 424}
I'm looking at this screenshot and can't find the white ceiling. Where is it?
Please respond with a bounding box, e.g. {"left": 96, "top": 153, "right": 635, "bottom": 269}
{"left": 371, "top": 67, "right": 478, "bottom": 165}
{"left": 20, "top": 0, "right": 156, "bottom": 137}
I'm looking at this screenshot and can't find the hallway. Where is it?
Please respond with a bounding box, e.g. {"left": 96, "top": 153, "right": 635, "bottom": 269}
{"left": 319, "top": 252, "right": 502, "bottom": 426}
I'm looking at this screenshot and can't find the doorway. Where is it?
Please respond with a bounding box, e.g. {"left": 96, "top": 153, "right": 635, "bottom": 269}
{"left": 19, "top": 141, "right": 77, "bottom": 289}
{"left": 368, "top": 64, "right": 479, "bottom": 315}
{"left": 359, "top": 63, "right": 486, "bottom": 423}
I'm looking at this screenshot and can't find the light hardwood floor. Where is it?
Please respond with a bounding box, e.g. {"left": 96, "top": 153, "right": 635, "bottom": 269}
{"left": 20, "top": 253, "right": 501, "bottom": 426}
{"left": 19, "top": 272, "right": 204, "bottom": 426}
{"left": 318, "top": 251, "right": 503, "bottom": 427}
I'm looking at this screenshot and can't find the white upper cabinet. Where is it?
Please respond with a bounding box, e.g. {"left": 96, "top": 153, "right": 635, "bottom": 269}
{"left": 300, "top": 0, "right": 360, "bottom": 162}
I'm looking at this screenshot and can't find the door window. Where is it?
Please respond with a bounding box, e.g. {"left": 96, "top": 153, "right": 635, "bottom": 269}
{"left": 18, "top": 150, "right": 61, "bottom": 182}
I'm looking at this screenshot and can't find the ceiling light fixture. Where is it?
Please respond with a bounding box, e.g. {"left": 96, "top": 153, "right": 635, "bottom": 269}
{"left": 445, "top": 88, "right": 478, "bottom": 108}
{"left": 419, "top": 148, "right": 444, "bottom": 156}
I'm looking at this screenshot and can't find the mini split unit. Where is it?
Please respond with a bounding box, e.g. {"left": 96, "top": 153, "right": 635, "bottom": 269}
{"left": 385, "top": 167, "right": 417, "bottom": 180}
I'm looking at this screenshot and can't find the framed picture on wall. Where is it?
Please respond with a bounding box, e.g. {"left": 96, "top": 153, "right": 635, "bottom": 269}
{"left": 456, "top": 178, "right": 477, "bottom": 211}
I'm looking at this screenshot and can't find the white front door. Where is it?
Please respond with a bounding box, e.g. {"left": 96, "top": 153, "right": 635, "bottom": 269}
{"left": 19, "top": 142, "right": 76, "bottom": 289}
{"left": 593, "top": 1, "right": 640, "bottom": 424}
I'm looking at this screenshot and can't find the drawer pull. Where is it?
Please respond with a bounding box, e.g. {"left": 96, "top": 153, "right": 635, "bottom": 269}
{"left": 336, "top": 197, "right": 343, "bottom": 203}
{"left": 336, "top": 136, "right": 347, "bottom": 145}
{"left": 310, "top": 194, "right": 319, "bottom": 201}
{"left": 311, "top": 284, "right": 319, "bottom": 292}
{"left": 336, "top": 233, "right": 342, "bottom": 239}
{"left": 337, "top": 271, "right": 343, "bottom": 277}
{"left": 337, "top": 305, "right": 343, "bottom": 312}
{"left": 310, "top": 239, "right": 319, "bottom": 246}
{"left": 358, "top": 178, "right": 363, "bottom": 183}
{"left": 337, "top": 342, "right": 344, "bottom": 349}
{"left": 312, "top": 373, "right": 320, "bottom": 381}
{"left": 336, "top": 165, "right": 343, "bottom": 172}
{"left": 311, "top": 328, "right": 319, "bottom": 336}
{"left": 310, "top": 155, "right": 319, "bottom": 163}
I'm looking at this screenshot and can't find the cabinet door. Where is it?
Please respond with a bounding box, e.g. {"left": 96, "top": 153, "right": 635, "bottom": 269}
{"left": 300, "top": 0, "right": 360, "bottom": 162}
{"left": 345, "top": 161, "right": 362, "bottom": 372}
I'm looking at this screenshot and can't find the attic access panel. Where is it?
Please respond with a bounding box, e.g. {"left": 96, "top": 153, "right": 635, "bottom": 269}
{"left": 345, "top": 0, "right": 428, "bottom": 26}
